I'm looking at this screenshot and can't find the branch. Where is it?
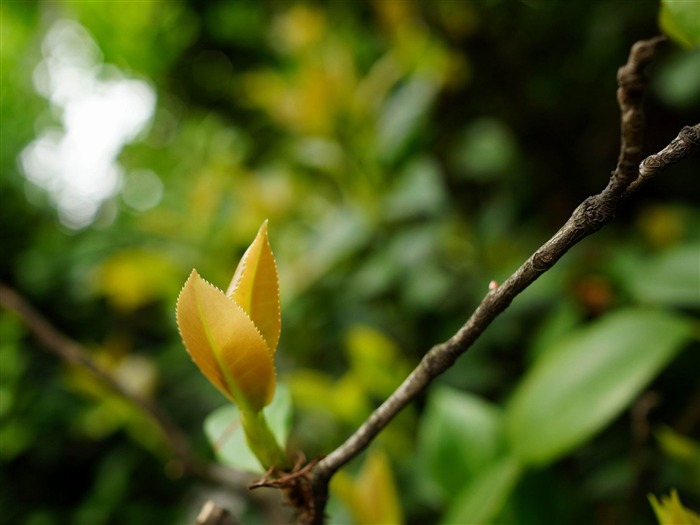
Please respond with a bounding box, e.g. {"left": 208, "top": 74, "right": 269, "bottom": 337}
{"left": 293, "top": 36, "right": 700, "bottom": 524}
{"left": 0, "top": 282, "right": 251, "bottom": 491}
{"left": 195, "top": 500, "right": 240, "bottom": 525}
{"left": 624, "top": 124, "right": 700, "bottom": 197}
{"left": 610, "top": 35, "right": 667, "bottom": 195}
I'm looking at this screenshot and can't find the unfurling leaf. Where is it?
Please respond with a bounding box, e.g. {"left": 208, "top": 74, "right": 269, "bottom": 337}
{"left": 176, "top": 221, "right": 281, "bottom": 413}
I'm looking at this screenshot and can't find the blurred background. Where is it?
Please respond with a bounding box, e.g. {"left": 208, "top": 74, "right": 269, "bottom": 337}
{"left": 1, "top": 1, "right": 698, "bottom": 524}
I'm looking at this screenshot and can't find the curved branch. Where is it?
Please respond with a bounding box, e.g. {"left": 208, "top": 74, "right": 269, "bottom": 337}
{"left": 610, "top": 35, "right": 667, "bottom": 195}
{"left": 0, "top": 282, "right": 251, "bottom": 491}
{"left": 296, "top": 36, "right": 700, "bottom": 524}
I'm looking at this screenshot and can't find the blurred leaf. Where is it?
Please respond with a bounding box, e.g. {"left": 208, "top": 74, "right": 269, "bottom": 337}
{"left": 204, "top": 1, "right": 264, "bottom": 47}
{"left": 273, "top": 4, "right": 327, "bottom": 54}
{"left": 659, "top": 0, "right": 700, "bottom": 49}
{"left": 0, "top": 420, "right": 32, "bottom": 460}
{"left": 377, "top": 76, "right": 438, "bottom": 162}
{"left": 283, "top": 206, "right": 371, "bottom": 299}
{"left": 625, "top": 244, "right": 700, "bottom": 308}
{"left": 75, "top": 1, "right": 198, "bottom": 76}
{"left": 656, "top": 426, "right": 700, "bottom": 491}
{"left": 441, "top": 455, "right": 521, "bottom": 525}
{"left": 287, "top": 369, "right": 371, "bottom": 426}
{"left": 417, "top": 386, "right": 505, "bottom": 501}
{"left": 656, "top": 426, "right": 700, "bottom": 465}
{"left": 506, "top": 309, "right": 693, "bottom": 466}
{"left": 286, "top": 369, "right": 335, "bottom": 412}
{"left": 384, "top": 156, "right": 447, "bottom": 220}
{"left": 95, "top": 249, "right": 179, "bottom": 311}
{"left": 649, "top": 490, "right": 700, "bottom": 525}
{"left": 0, "top": 312, "right": 26, "bottom": 383}
{"left": 72, "top": 449, "right": 131, "bottom": 525}
{"left": 452, "top": 117, "right": 519, "bottom": 182}
{"left": 203, "top": 384, "right": 292, "bottom": 473}
{"left": 528, "top": 300, "right": 584, "bottom": 363}
{"left": 331, "top": 448, "right": 404, "bottom": 525}
{"left": 345, "top": 325, "right": 408, "bottom": 398}
{"left": 653, "top": 50, "right": 700, "bottom": 109}
{"left": 328, "top": 374, "right": 373, "bottom": 424}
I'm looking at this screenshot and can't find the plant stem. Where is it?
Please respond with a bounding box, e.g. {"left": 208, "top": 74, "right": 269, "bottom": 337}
{"left": 241, "top": 409, "right": 290, "bottom": 470}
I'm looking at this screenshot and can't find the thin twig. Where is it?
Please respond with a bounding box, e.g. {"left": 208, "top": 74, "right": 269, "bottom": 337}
{"left": 296, "top": 36, "right": 700, "bottom": 524}
{"left": 624, "top": 124, "right": 700, "bottom": 197}
{"left": 0, "top": 282, "right": 249, "bottom": 490}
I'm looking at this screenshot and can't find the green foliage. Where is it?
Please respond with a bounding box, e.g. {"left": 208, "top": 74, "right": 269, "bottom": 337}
{"left": 506, "top": 309, "right": 693, "bottom": 466}
{"left": 660, "top": 0, "right": 700, "bottom": 48}
{"left": 412, "top": 309, "right": 694, "bottom": 523}
{"left": 624, "top": 245, "right": 700, "bottom": 307}
{"left": 441, "top": 456, "right": 521, "bottom": 525}
{"left": 417, "top": 387, "right": 505, "bottom": 502}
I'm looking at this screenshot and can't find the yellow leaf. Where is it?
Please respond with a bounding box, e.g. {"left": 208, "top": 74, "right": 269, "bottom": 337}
{"left": 650, "top": 490, "right": 700, "bottom": 525}
{"left": 96, "top": 250, "right": 178, "bottom": 311}
{"left": 226, "top": 220, "right": 281, "bottom": 355}
{"left": 177, "top": 270, "right": 275, "bottom": 412}
{"left": 331, "top": 449, "right": 404, "bottom": 525}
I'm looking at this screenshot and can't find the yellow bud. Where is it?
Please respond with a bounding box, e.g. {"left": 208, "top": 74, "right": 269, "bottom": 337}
{"left": 176, "top": 222, "right": 281, "bottom": 412}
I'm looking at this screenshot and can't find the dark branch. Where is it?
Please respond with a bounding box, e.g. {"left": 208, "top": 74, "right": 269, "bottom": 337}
{"left": 624, "top": 124, "right": 700, "bottom": 197}
{"left": 610, "top": 35, "right": 666, "bottom": 195}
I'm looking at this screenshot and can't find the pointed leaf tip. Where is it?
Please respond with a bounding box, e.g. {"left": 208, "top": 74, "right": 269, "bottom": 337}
{"left": 226, "top": 221, "right": 281, "bottom": 355}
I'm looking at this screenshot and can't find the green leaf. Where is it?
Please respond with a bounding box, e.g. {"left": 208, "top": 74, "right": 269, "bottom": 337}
{"left": 625, "top": 244, "right": 700, "bottom": 308}
{"left": 204, "top": 384, "right": 293, "bottom": 473}
{"left": 505, "top": 309, "right": 693, "bottom": 466}
{"left": 452, "top": 117, "right": 519, "bottom": 182}
{"left": 418, "top": 386, "right": 505, "bottom": 501}
{"left": 384, "top": 156, "right": 447, "bottom": 220}
{"left": 441, "top": 455, "right": 521, "bottom": 525}
{"left": 377, "top": 76, "right": 438, "bottom": 162}
{"left": 528, "top": 300, "right": 584, "bottom": 363}
{"left": 660, "top": 0, "right": 700, "bottom": 49}
{"left": 653, "top": 50, "right": 700, "bottom": 109}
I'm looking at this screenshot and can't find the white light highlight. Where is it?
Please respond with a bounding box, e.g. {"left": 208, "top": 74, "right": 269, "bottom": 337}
{"left": 20, "top": 19, "right": 157, "bottom": 229}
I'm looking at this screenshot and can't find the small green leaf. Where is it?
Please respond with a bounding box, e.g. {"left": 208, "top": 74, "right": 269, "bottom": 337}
{"left": 204, "top": 384, "right": 293, "bottom": 473}
{"left": 441, "top": 455, "right": 521, "bottom": 525}
{"left": 660, "top": 0, "right": 700, "bottom": 49}
{"left": 417, "top": 386, "right": 505, "bottom": 501}
{"left": 506, "top": 309, "right": 693, "bottom": 466}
